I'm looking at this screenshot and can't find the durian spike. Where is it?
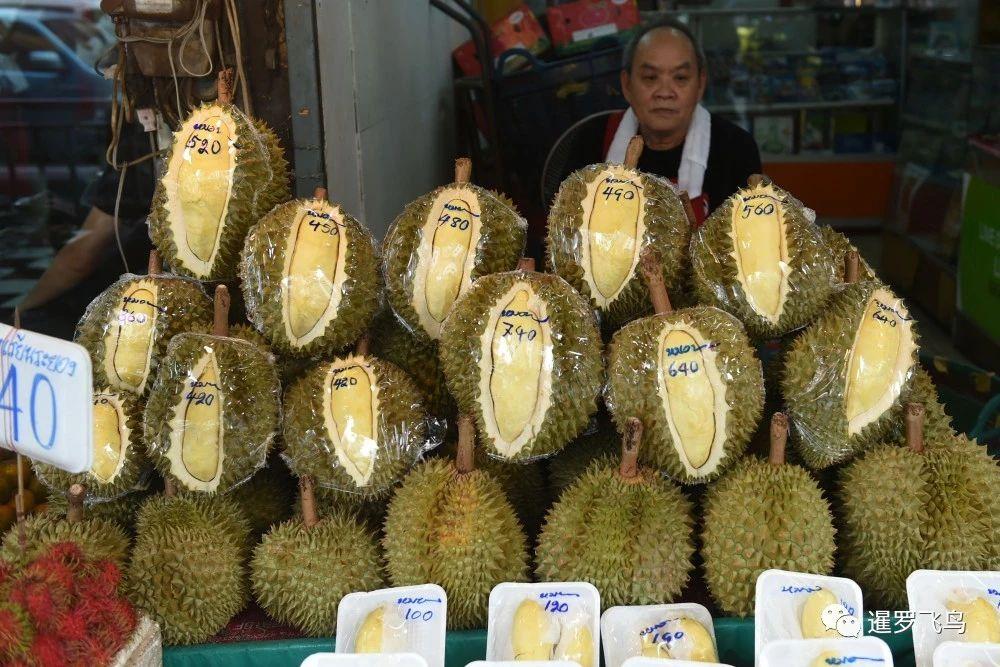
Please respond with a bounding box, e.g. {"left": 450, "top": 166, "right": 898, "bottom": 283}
{"left": 679, "top": 191, "right": 698, "bottom": 227}
{"left": 213, "top": 284, "right": 231, "bottom": 337}
{"left": 769, "top": 412, "right": 789, "bottom": 465}
{"left": 313, "top": 186, "right": 328, "bottom": 201}
{"left": 354, "top": 332, "right": 371, "bottom": 357}
{"left": 517, "top": 257, "right": 536, "bottom": 272}
{"left": 148, "top": 250, "right": 162, "bottom": 275}
{"left": 456, "top": 414, "right": 476, "bottom": 474}
{"left": 164, "top": 478, "right": 177, "bottom": 497}
{"left": 67, "top": 484, "right": 86, "bottom": 524}
{"left": 905, "top": 403, "right": 925, "bottom": 454}
{"left": 639, "top": 246, "right": 673, "bottom": 315}
{"left": 623, "top": 135, "right": 644, "bottom": 169}
{"left": 455, "top": 158, "right": 472, "bottom": 184}
{"left": 748, "top": 173, "right": 770, "bottom": 188}
{"left": 299, "top": 475, "right": 319, "bottom": 529}
{"left": 619, "top": 417, "right": 643, "bottom": 480}
{"left": 845, "top": 251, "right": 860, "bottom": 284}
{"left": 217, "top": 67, "right": 235, "bottom": 105}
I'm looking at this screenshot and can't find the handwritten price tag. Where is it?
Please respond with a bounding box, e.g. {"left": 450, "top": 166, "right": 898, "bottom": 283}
{"left": 0, "top": 324, "right": 93, "bottom": 473}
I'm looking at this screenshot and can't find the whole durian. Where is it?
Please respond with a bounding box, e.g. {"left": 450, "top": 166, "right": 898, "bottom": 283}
{"left": 546, "top": 414, "right": 619, "bottom": 496}
{"left": 819, "top": 226, "right": 877, "bottom": 283}
{"left": 839, "top": 404, "right": 1000, "bottom": 609}
{"left": 606, "top": 250, "right": 763, "bottom": 483}
{"left": 74, "top": 253, "right": 212, "bottom": 395}
{"left": 148, "top": 78, "right": 289, "bottom": 281}
{"left": 240, "top": 187, "right": 381, "bottom": 358}
{"left": 382, "top": 158, "right": 526, "bottom": 343}
{"left": 45, "top": 488, "right": 149, "bottom": 535}
{"left": 783, "top": 280, "right": 919, "bottom": 469}
{"left": 227, "top": 457, "right": 296, "bottom": 541}
{"left": 690, "top": 176, "right": 839, "bottom": 339}
{"left": 383, "top": 417, "right": 530, "bottom": 629}
{"left": 547, "top": 136, "right": 690, "bottom": 331}
{"left": 283, "top": 350, "right": 428, "bottom": 499}
{"left": 439, "top": 262, "right": 603, "bottom": 462}
{"left": 701, "top": 414, "right": 836, "bottom": 616}
{"left": 126, "top": 493, "right": 249, "bottom": 645}
{"left": 144, "top": 286, "right": 280, "bottom": 493}
{"left": 251, "top": 478, "right": 385, "bottom": 636}
{"left": 536, "top": 419, "right": 695, "bottom": 606}
{"left": 295, "top": 484, "right": 389, "bottom": 531}
{"left": 33, "top": 386, "right": 147, "bottom": 501}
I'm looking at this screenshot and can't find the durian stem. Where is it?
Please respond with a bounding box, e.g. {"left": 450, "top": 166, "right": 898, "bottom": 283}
{"left": 517, "top": 257, "right": 536, "bottom": 272}
{"left": 748, "top": 173, "right": 769, "bottom": 188}
{"left": 456, "top": 414, "right": 476, "bottom": 474}
{"left": 300, "top": 476, "right": 319, "bottom": 529}
{"left": 164, "top": 478, "right": 177, "bottom": 497}
{"left": 313, "top": 186, "right": 328, "bottom": 201}
{"left": 455, "top": 158, "right": 472, "bottom": 184}
{"left": 845, "top": 251, "right": 860, "bottom": 284}
{"left": 769, "top": 412, "right": 789, "bottom": 465}
{"left": 67, "top": 484, "right": 86, "bottom": 524}
{"left": 213, "top": 284, "right": 231, "bottom": 337}
{"left": 218, "top": 67, "right": 235, "bottom": 105}
{"left": 639, "top": 247, "right": 673, "bottom": 315}
{"left": 14, "top": 453, "right": 25, "bottom": 528}
{"left": 679, "top": 191, "right": 698, "bottom": 227}
{"left": 354, "top": 333, "right": 371, "bottom": 357}
{"left": 623, "top": 135, "right": 644, "bottom": 169}
{"left": 619, "top": 417, "right": 643, "bottom": 480}
{"left": 148, "top": 250, "right": 161, "bottom": 275}
{"left": 905, "top": 403, "right": 925, "bottom": 453}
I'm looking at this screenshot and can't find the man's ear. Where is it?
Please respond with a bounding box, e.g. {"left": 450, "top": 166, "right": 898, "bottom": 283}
{"left": 697, "top": 67, "right": 708, "bottom": 100}
{"left": 620, "top": 69, "right": 633, "bottom": 106}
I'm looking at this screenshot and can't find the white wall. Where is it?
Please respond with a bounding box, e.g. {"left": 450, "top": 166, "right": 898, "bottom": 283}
{"left": 315, "top": 0, "right": 466, "bottom": 240}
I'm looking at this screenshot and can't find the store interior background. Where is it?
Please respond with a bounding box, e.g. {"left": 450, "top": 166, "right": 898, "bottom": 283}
{"left": 1, "top": 0, "right": 997, "bottom": 372}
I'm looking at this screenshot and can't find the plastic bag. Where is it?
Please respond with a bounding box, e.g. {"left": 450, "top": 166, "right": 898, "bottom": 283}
{"left": 601, "top": 603, "right": 720, "bottom": 666}
{"left": 758, "top": 637, "right": 893, "bottom": 667}
{"left": 907, "top": 570, "right": 1000, "bottom": 667}
{"left": 336, "top": 585, "right": 447, "bottom": 667}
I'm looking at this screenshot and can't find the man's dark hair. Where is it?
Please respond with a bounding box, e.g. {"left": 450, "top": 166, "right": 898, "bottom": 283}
{"left": 622, "top": 16, "right": 706, "bottom": 75}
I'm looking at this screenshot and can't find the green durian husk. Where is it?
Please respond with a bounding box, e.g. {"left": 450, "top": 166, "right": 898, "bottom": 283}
{"left": 0, "top": 512, "right": 130, "bottom": 569}
{"left": 127, "top": 494, "right": 248, "bottom": 645}
{"left": 149, "top": 102, "right": 290, "bottom": 281}
{"left": 240, "top": 198, "right": 382, "bottom": 358}
{"left": 819, "top": 225, "right": 878, "bottom": 283}
{"left": 546, "top": 164, "right": 690, "bottom": 332}
{"left": 607, "top": 306, "right": 764, "bottom": 483}
{"left": 383, "top": 458, "right": 530, "bottom": 629}
{"left": 536, "top": 456, "right": 695, "bottom": 606}
{"left": 283, "top": 354, "right": 428, "bottom": 499}
{"left": 293, "top": 484, "right": 389, "bottom": 531}
{"left": 702, "top": 458, "right": 836, "bottom": 616}
{"left": 44, "top": 489, "right": 150, "bottom": 535}
{"left": 75, "top": 274, "right": 213, "bottom": 395}
{"left": 546, "top": 416, "right": 619, "bottom": 496}
{"left": 439, "top": 270, "right": 604, "bottom": 461}
{"left": 839, "top": 431, "right": 999, "bottom": 610}
{"left": 382, "top": 183, "right": 526, "bottom": 343}
{"left": 690, "top": 181, "right": 839, "bottom": 339}
{"left": 226, "top": 458, "right": 296, "bottom": 542}
{"left": 251, "top": 509, "right": 385, "bottom": 636}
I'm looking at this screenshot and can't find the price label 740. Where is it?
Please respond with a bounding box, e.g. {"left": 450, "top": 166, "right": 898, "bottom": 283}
{"left": 0, "top": 324, "right": 92, "bottom": 473}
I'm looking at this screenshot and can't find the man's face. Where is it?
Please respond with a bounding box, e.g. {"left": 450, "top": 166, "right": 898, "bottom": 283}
{"left": 621, "top": 28, "right": 707, "bottom": 137}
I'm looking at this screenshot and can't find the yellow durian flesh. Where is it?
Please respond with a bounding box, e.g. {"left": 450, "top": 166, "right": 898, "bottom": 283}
{"left": 323, "top": 359, "right": 379, "bottom": 488}
{"left": 512, "top": 599, "right": 557, "bottom": 661}
{"left": 165, "top": 350, "right": 225, "bottom": 491}
{"left": 641, "top": 618, "right": 717, "bottom": 662}
{"left": 728, "top": 182, "right": 789, "bottom": 324}
{"left": 91, "top": 392, "right": 129, "bottom": 483}
{"left": 355, "top": 606, "right": 384, "bottom": 653}
{"left": 102, "top": 280, "right": 159, "bottom": 393}
{"left": 580, "top": 167, "right": 645, "bottom": 307}
{"left": 801, "top": 589, "right": 844, "bottom": 639}
{"left": 947, "top": 593, "right": 1000, "bottom": 644}
{"left": 555, "top": 623, "right": 594, "bottom": 667}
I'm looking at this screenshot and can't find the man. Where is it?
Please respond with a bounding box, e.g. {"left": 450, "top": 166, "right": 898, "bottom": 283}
{"left": 603, "top": 17, "right": 761, "bottom": 223}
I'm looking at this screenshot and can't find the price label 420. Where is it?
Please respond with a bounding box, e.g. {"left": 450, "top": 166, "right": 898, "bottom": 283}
{"left": 0, "top": 324, "right": 92, "bottom": 473}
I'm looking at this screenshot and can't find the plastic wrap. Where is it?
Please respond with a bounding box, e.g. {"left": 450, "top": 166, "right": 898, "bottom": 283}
{"left": 302, "top": 653, "right": 428, "bottom": 667}
{"left": 382, "top": 171, "right": 527, "bottom": 343}
{"left": 758, "top": 637, "right": 893, "bottom": 667}
{"left": 623, "top": 659, "right": 734, "bottom": 667}
{"left": 754, "top": 570, "right": 864, "bottom": 665}
{"left": 336, "top": 585, "right": 447, "bottom": 667}
{"left": 934, "top": 642, "right": 1000, "bottom": 666}
{"left": 605, "top": 305, "right": 764, "bottom": 484}
{"left": 148, "top": 101, "right": 290, "bottom": 281}
{"left": 783, "top": 280, "right": 919, "bottom": 469}
{"left": 143, "top": 332, "right": 280, "bottom": 494}
{"left": 546, "top": 162, "right": 690, "bottom": 331}
{"left": 907, "top": 571, "right": 1000, "bottom": 667}
{"left": 689, "top": 179, "right": 840, "bottom": 340}
{"left": 75, "top": 272, "right": 213, "bottom": 396}
{"left": 282, "top": 353, "right": 437, "bottom": 498}
{"left": 438, "top": 268, "right": 604, "bottom": 463}
{"left": 601, "top": 603, "right": 720, "bottom": 666}
{"left": 240, "top": 194, "right": 382, "bottom": 358}
{"left": 487, "top": 582, "right": 600, "bottom": 666}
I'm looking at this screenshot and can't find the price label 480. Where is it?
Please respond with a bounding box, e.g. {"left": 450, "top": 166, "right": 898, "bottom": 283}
{"left": 0, "top": 324, "right": 92, "bottom": 473}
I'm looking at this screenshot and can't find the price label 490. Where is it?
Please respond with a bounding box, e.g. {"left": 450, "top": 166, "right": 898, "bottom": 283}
{"left": 0, "top": 324, "right": 92, "bottom": 473}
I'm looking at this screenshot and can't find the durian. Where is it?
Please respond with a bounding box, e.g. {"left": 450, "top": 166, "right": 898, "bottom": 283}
{"left": 838, "top": 404, "right": 1000, "bottom": 609}
{"left": 690, "top": 175, "right": 839, "bottom": 339}
{"left": 701, "top": 413, "right": 836, "bottom": 616}
{"left": 227, "top": 457, "right": 296, "bottom": 541}
{"left": 783, "top": 279, "right": 919, "bottom": 469}
{"left": 512, "top": 599, "right": 558, "bottom": 660}
{"left": 354, "top": 604, "right": 408, "bottom": 653}
{"left": 801, "top": 588, "right": 843, "bottom": 639}
{"left": 240, "top": 186, "right": 381, "bottom": 357}
{"left": 606, "top": 249, "right": 763, "bottom": 483}
{"left": 144, "top": 285, "right": 280, "bottom": 493}
{"left": 536, "top": 419, "right": 695, "bottom": 606}
{"left": 439, "top": 260, "right": 603, "bottom": 461}
{"left": 547, "top": 414, "right": 619, "bottom": 496}
{"left": 149, "top": 73, "right": 289, "bottom": 280}
{"left": 126, "top": 492, "right": 249, "bottom": 645}
{"left": 251, "top": 477, "right": 385, "bottom": 636}
{"left": 383, "top": 157, "right": 526, "bottom": 343}
{"left": 383, "top": 416, "right": 530, "bottom": 629}
{"left": 33, "top": 386, "right": 147, "bottom": 501}
{"left": 45, "top": 488, "right": 149, "bottom": 534}
{"left": 282, "top": 344, "right": 428, "bottom": 499}
{"left": 547, "top": 135, "right": 691, "bottom": 331}
{"left": 819, "top": 227, "right": 877, "bottom": 283}
{"left": 555, "top": 623, "right": 594, "bottom": 667}
{"left": 947, "top": 592, "right": 1000, "bottom": 643}
{"left": 75, "top": 252, "right": 212, "bottom": 395}
{"left": 640, "top": 617, "right": 718, "bottom": 662}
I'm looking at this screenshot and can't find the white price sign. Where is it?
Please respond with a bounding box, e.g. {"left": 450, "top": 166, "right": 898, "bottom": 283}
{"left": 0, "top": 324, "right": 92, "bottom": 473}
